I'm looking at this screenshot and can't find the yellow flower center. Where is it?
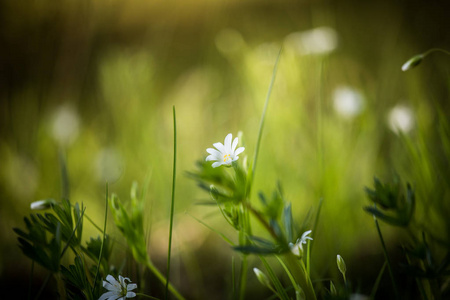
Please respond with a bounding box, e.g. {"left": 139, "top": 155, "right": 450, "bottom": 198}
{"left": 223, "top": 154, "right": 231, "bottom": 162}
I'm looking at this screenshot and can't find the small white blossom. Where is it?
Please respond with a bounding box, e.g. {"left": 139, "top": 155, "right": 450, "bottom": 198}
{"left": 333, "top": 86, "right": 364, "bottom": 119}
{"left": 387, "top": 104, "right": 415, "bottom": 134}
{"left": 289, "top": 230, "right": 313, "bottom": 257}
{"left": 284, "top": 27, "right": 338, "bottom": 55}
{"left": 99, "top": 275, "right": 137, "bottom": 300}
{"left": 30, "top": 199, "right": 55, "bottom": 210}
{"left": 206, "top": 133, "right": 245, "bottom": 168}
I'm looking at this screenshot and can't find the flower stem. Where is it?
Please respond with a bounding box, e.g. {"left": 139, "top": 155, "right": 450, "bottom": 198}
{"left": 282, "top": 253, "right": 316, "bottom": 300}
{"left": 244, "top": 202, "right": 279, "bottom": 241}
{"left": 249, "top": 47, "right": 282, "bottom": 194}
{"left": 238, "top": 255, "right": 248, "bottom": 300}
{"left": 165, "top": 106, "right": 177, "bottom": 300}
{"left": 146, "top": 260, "right": 185, "bottom": 300}
{"left": 34, "top": 272, "right": 51, "bottom": 300}
{"left": 276, "top": 255, "right": 302, "bottom": 298}
{"left": 92, "top": 182, "right": 108, "bottom": 296}
{"left": 423, "top": 48, "right": 450, "bottom": 57}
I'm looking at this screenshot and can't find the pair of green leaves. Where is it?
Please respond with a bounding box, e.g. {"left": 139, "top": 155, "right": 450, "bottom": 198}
{"left": 364, "top": 177, "right": 415, "bottom": 227}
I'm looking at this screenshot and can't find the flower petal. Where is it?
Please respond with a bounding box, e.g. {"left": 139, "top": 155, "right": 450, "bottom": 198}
{"left": 105, "top": 275, "right": 118, "bottom": 286}
{"left": 206, "top": 148, "right": 222, "bottom": 158}
{"left": 206, "top": 155, "right": 218, "bottom": 162}
{"left": 213, "top": 142, "right": 225, "bottom": 153}
{"left": 234, "top": 147, "right": 245, "bottom": 156}
{"left": 127, "top": 283, "right": 137, "bottom": 291}
{"left": 211, "top": 161, "right": 222, "bottom": 168}
{"left": 224, "top": 133, "right": 232, "bottom": 151}
{"left": 104, "top": 275, "right": 121, "bottom": 291}
{"left": 126, "top": 291, "right": 137, "bottom": 298}
{"left": 231, "top": 137, "right": 238, "bottom": 152}
{"left": 99, "top": 291, "right": 120, "bottom": 300}
{"left": 103, "top": 281, "right": 120, "bottom": 292}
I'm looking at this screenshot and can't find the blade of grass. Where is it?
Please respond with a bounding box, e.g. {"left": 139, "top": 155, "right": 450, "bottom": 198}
{"left": 165, "top": 106, "right": 177, "bottom": 300}
{"left": 370, "top": 261, "right": 387, "bottom": 299}
{"left": 34, "top": 273, "right": 51, "bottom": 300}
{"left": 248, "top": 47, "right": 282, "bottom": 193}
{"left": 275, "top": 255, "right": 301, "bottom": 299}
{"left": 92, "top": 182, "right": 109, "bottom": 295}
{"left": 238, "top": 255, "right": 248, "bottom": 300}
{"left": 373, "top": 212, "right": 399, "bottom": 299}
{"left": 60, "top": 205, "right": 86, "bottom": 258}
{"left": 258, "top": 256, "right": 288, "bottom": 300}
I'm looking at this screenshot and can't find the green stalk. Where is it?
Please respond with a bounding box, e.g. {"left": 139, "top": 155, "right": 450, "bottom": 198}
{"left": 403, "top": 246, "right": 428, "bottom": 300}
{"left": 92, "top": 183, "right": 109, "bottom": 295}
{"left": 282, "top": 253, "right": 317, "bottom": 300}
{"left": 373, "top": 215, "right": 399, "bottom": 299}
{"left": 370, "top": 261, "right": 387, "bottom": 299}
{"left": 34, "top": 273, "right": 51, "bottom": 300}
{"left": 261, "top": 256, "right": 290, "bottom": 300}
{"left": 239, "top": 255, "right": 248, "bottom": 300}
{"left": 422, "top": 48, "right": 450, "bottom": 57}
{"left": 165, "top": 106, "right": 177, "bottom": 300}
{"left": 61, "top": 206, "right": 86, "bottom": 258}
{"left": 146, "top": 260, "right": 185, "bottom": 300}
{"left": 276, "top": 256, "right": 302, "bottom": 298}
{"left": 248, "top": 47, "right": 282, "bottom": 193}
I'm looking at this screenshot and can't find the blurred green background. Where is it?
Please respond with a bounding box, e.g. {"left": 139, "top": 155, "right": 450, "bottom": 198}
{"left": 1, "top": 0, "right": 450, "bottom": 298}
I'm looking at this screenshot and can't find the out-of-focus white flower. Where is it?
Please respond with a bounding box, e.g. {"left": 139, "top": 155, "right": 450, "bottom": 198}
{"left": 206, "top": 133, "right": 245, "bottom": 168}
{"left": 215, "top": 28, "right": 245, "bottom": 55}
{"left": 51, "top": 104, "right": 80, "bottom": 146}
{"left": 388, "top": 104, "right": 415, "bottom": 134}
{"left": 289, "top": 230, "right": 313, "bottom": 257}
{"left": 284, "top": 27, "right": 338, "bottom": 55}
{"left": 30, "top": 199, "right": 55, "bottom": 210}
{"left": 95, "top": 147, "right": 124, "bottom": 183}
{"left": 333, "top": 86, "right": 364, "bottom": 119}
{"left": 99, "top": 275, "right": 137, "bottom": 300}
{"left": 350, "top": 293, "right": 369, "bottom": 300}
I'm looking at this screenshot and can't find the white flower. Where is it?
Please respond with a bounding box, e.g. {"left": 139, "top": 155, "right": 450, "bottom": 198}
{"left": 206, "top": 133, "right": 245, "bottom": 168}
{"left": 30, "top": 199, "right": 55, "bottom": 210}
{"left": 99, "top": 275, "right": 137, "bottom": 300}
{"left": 289, "top": 230, "right": 313, "bottom": 257}
{"left": 284, "top": 27, "right": 338, "bottom": 55}
{"left": 387, "top": 104, "right": 415, "bottom": 134}
{"left": 333, "top": 86, "right": 364, "bottom": 119}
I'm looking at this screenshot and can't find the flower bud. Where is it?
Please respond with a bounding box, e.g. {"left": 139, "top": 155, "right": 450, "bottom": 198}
{"left": 253, "top": 268, "right": 272, "bottom": 289}
{"left": 330, "top": 280, "right": 337, "bottom": 295}
{"left": 30, "top": 199, "right": 55, "bottom": 210}
{"left": 337, "top": 254, "right": 347, "bottom": 277}
{"left": 401, "top": 54, "right": 424, "bottom": 71}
